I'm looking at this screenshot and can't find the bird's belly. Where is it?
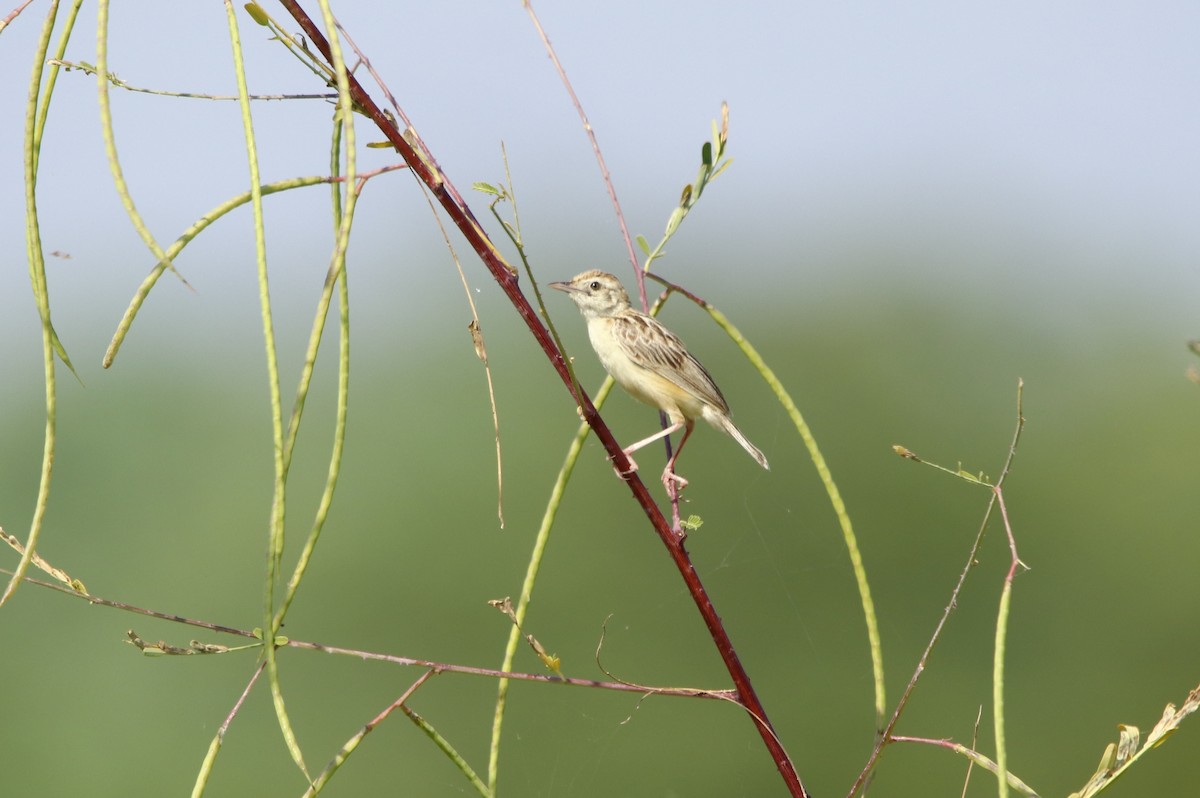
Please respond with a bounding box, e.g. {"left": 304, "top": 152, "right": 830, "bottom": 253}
{"left": 603, "top": 355, "right": 705, "bottom": 421}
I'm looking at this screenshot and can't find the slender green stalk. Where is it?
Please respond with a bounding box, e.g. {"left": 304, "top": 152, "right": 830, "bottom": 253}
{"left": 482, "top": 173, "right": 676, "bottom": 790}
{"left": 34, "top": 1, "right": 86, "bottom": 174}
{"left": 191, "top": 734, "right": 222, "bottom": 798}
{"left": 222, "top": 0, "right": 305, "bottom": 778}
{"left": 6, "top": 0, "right": 63, "bottom": 608}
{"left": 994, "top": 574, "right": 1013, "bottom": 798}
{"left": 488, "top": 374, "right": 619, "bottom": 793}
{"left": 274, "top": 47, "right": 358, "bottom": 627}
{"left": 301, "top": 672, "right": 438, "bottom": 797}
{"left": 408, "top": 707, "right": 493, "bottom": 797}
{"left": 475, "top": 176, "right": 632, "bottom": 792}
{"left": 645, "top": 274, "right": 886, "bottom": 729}
{"left": 104, "top": 175, "right": 335, "bottom": 368}
{"left": 95, "top": 1, "right": 187, "bottom": 287}
{"left": 992, "top": 480, "right": 1024, "bottom": 798}
{"left": 8, "top": 0, "right": 87, "bottom": 608}
{"left": 991, "top": 383, "right": 1026, "bottom": 798}
{"left": 704, "top": 302, "right": 886, "bottom": 727}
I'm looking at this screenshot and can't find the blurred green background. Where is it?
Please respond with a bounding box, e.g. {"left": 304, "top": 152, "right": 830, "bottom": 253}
{"left": 2, "top": 2, "right": 1199, "bottom": 797}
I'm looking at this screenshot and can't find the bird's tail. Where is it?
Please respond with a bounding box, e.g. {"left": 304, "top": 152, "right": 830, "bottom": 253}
{"left": 705, "top": 408, "right": 769, "bottom": 470}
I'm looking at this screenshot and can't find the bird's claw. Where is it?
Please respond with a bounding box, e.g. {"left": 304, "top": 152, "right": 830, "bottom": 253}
{"left": 661, "top": 468, "right": 689, "bottom": 491}
{"left": 612, "top": 451, "right": 639, "bottom": 480}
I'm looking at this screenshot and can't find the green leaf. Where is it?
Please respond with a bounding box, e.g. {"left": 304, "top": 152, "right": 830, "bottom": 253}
{"left": 1116, "top": 725, "right": 1140, "bottom": 763}
{"left": 244, "top": 2, "right": 270, "bottom": 26}
{"left": 955, "top": 468, "right": 986, "bottom": 485}
{"left": 49, "top": 324, "right": 82, "bottom": 384}
{"left": 664, "top": 206, "right": 686, "bottom": 238}
{"left": 635, "top": 234, "right": 651, "bottom": 255}
{"left": 701, "top": 140, "right": 712, "bottom": 168}
{"left": 472, "top": 182, "right": 501, "bottom": 196}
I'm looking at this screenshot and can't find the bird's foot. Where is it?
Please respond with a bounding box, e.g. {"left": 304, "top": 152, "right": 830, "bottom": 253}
{"left": 612, "top": 450, "right": 640, "bottom": 480}
{"left": 661, "top": 467, "right": 689, "bottom": 491}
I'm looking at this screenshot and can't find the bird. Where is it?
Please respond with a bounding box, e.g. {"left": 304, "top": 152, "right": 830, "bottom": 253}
{"left": 550, "top": 269, "right": 768, "bottom": 490}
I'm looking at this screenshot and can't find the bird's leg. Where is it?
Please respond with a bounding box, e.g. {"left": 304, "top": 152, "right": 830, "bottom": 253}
{"left": 661, "top": 421, "right": 695, "bottom": 491}
{"left": 612, "top": 420, "right": 684, "bottom": 481}
{"left": 623, "top": 420, "right": 685, "bottom": 456}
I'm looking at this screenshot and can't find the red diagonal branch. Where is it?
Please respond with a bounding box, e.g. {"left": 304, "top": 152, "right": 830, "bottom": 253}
{"left": 274, "top": 5, "right": 805, "bottom": 795}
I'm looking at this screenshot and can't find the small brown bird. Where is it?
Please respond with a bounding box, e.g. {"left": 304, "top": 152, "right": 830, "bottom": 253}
{"left": 550, "top": 269, "right": 768, "bottom": 489}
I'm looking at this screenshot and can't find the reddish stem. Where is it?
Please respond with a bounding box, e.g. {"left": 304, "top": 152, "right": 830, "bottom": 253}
{"left": 275, "top": 5, "right": 806, "bottom": 795}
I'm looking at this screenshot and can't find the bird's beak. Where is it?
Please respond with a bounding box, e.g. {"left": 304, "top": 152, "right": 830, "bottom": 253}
{"left": 548, "top": 280, "right": 578, "bottom": 294}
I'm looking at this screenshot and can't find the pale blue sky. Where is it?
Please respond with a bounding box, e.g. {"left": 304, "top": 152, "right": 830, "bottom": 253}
{"left": 3, "top": 1, "right": 1198, "bottom": 369}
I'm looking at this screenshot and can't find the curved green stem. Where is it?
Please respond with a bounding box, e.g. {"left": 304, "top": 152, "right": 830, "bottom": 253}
{"left": 104, "top": 175, "right": 335, "bottom": 368}
{"left": 5, "top": 0, "right": 82, "bottom": 608}
{"left": 702, "top": 298, "right": 885, "bottom": 727}
{"left": 222, "top": 0, "right": 304, "bottom": 779}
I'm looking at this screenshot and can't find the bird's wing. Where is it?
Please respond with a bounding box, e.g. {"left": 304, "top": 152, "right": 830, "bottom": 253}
{"left": 612, "top": 311, "right": 730, "bottom": 413}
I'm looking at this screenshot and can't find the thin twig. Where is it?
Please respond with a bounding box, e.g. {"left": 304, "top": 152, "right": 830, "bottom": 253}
{"left": 425, "top": 188, "right": 506, "bottom": 528}
{"left": 189, "top": 661, "right": 268, "bottom": 796}
{"left": 5, "top": 568, "right": 738, "bottom": 700}
{"left": 0, "top": 0, "right": 36, "bottom": 32}
{"left": 849, "top": 380, "right": 1027, "bottom": 798}
{"left": 303, "top": 671, "right": 439, "bottom": 796}
{"left": 521, "top": 1, "right": 642, "bottom": 302}
{"left": 222, "top": 661, "right": 268, "bottom": 736}
{"left": 47, "top": 59, "right": 338, "bottom": 100}
{"left": 963, "top": 706, "right": 983, "bottom": 798}
{"left": 889, "top": 735, "right": 1041, "bottom": 798}
{"left": 521, "top": 2, "right": 699, "bottom": 533}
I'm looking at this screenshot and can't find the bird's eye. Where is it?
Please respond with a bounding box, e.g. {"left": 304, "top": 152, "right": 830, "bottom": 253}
{"left": 589, "top": 281, "right": 601, "bottom": 290}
